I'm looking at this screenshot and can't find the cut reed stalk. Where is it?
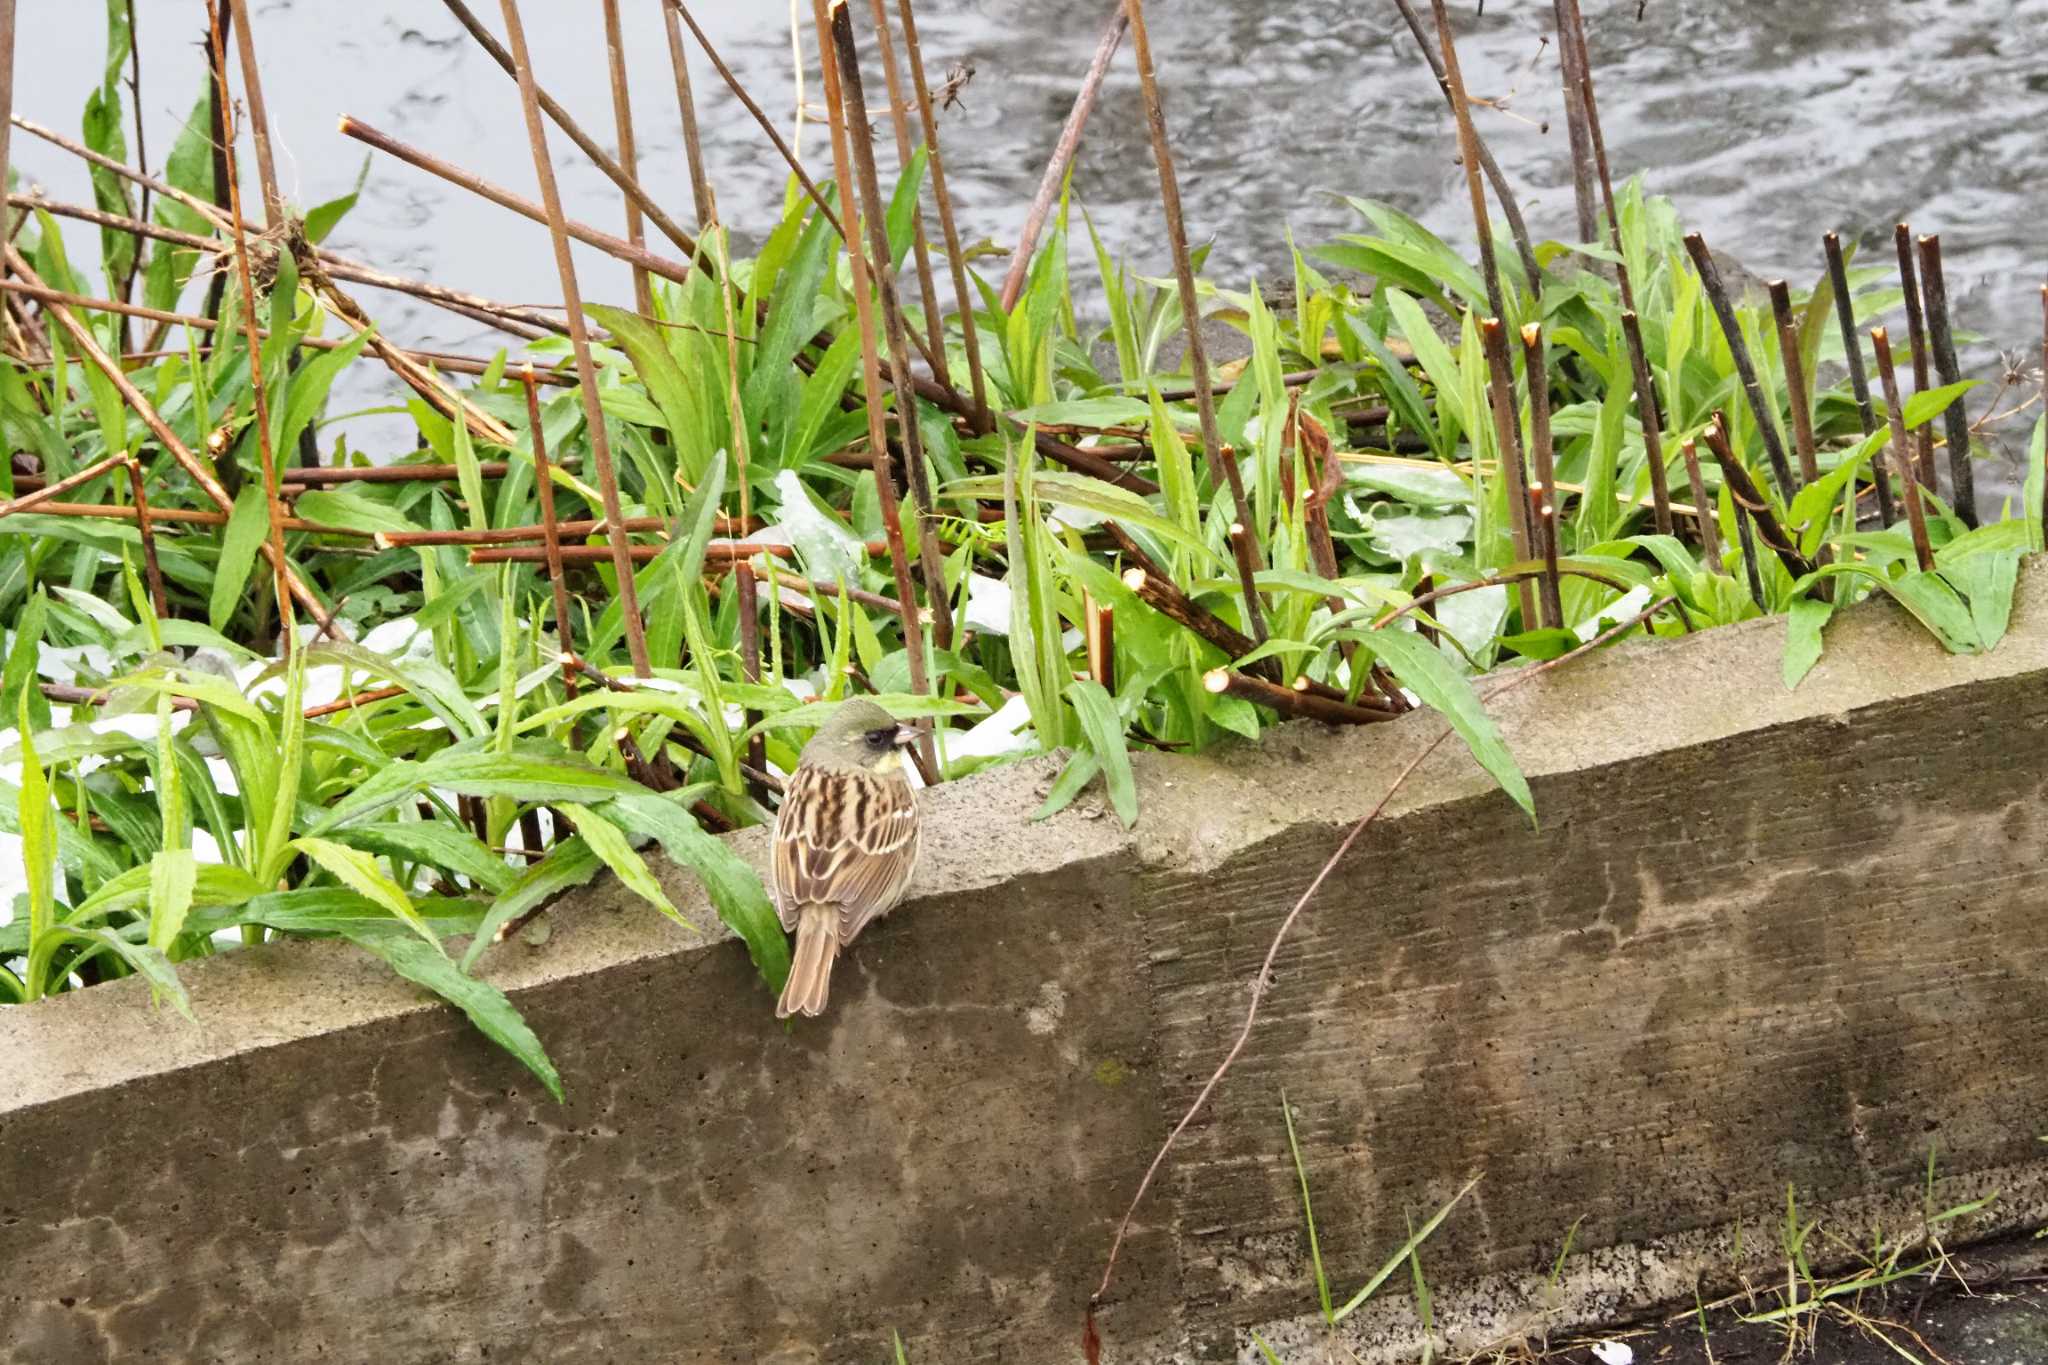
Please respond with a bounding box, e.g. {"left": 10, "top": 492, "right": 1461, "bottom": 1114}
{"left": 1893, "top": 224, "right": 1937, "bottom": 488}
{"left": 1824, "top": 230, "right": 1891, "bottom": 526}
{"left": 439, "top": 0, "right": 701, "bottom": 264}
{"left": 296, "top": 258, "right": 519, "bottom": 446}
{"left": 1553, "top": 0, "right": 1599, "bottom": 243}
{"left": 1679, "top": 438, "right": 1722, "bottom": 572}
{"left": 1577, "top": 40, "right": 1673, "bottom": 532}
{"left": 13, "top": 189, "right": 564, "bottom": 344}
{"left": 1203, "top": 668, "right": 1394, "bottom": 726}
{"left": 336, "top": 112, "right": 703, "bottom": 289}
{"left": 771, "top": 569, "right": 909, "bottom": 621}
{"left": 863, "top": 0, "right": 948, "bottom": 388}
{"left": 524, "top": 367, "right": 578, "bottom": 698}
{"left": 1086, "top": 595, "right": 1115, "bottom": 693}
{"left": 1413, "top": 574, "right": 1438, "bottom": 646}
{"left": 0, "top": 277, "right": 561, "bottom": 382}
{"left": 44, "top": 682, "right": 196, "bottom": 712}
{"left": 303, "top": 685, "right": 406, "bottom": 720}
{"left": 123, "top": 459, "right": 169, "bottom": 619}
{"left": 375, "top": 515, "right": 776, "bottom": 548}
{"left": 1732, "top": 504, "right": 1764, "bottom": 608}
{"left": 1478, "top": 318, "right": 1538, "bottom": 628}
{"left": 210, "top": 1, "right": 293, "bottom": 645}
{"left": 199, "top": 6, "right": 233, "bottom": 332}
{"left": 471, "top": 542, "right": 792, "bottom": 567}
{"left": 1916, "top": 233, "right": 1976, "bottom": 527}
{"left": 1871, "top": 327, "right": 1935, "bottom": 572}
{"left": 1684, "top": 231, "right": 1796, "bottom": 501}
{"left": 1156, "top": 367, "right": 1333, "bottom": 402}
{"left": 711, "top": 223, "right": 764, "bottom": 772}
{"left": 826, "top": 0, "right": 954, "bottom": 654}
{"left": 282, "top": 460, "right": 571, "bottom": 488}
{"left": 1619, "top": 310, "right": 1673, "bottom": 534}
{"left": 11, "top": 115, "right": 227, "bottom": 232}
{"left": 1100, "top": 519, "right": 1169, "bottom": 582}
{"left": 497, "top": 0, "right": 650, "bottom": 676}
{"left": 1519, "top": 323, "right": 1564, "bottom": 630}
{"left": 659, "top": 1, "right": 715, "bottom": 227}
{"left": 1287, "top": 401, "right": 1347, "bottom": 622}
{"left": 3, "top": 246, "right": 335, "bottom": 632}
{"left": 894, "top": 0, "right": 990, "bottom": 422}
{"left": 1002, "top": 2, "right": 1127, "bottom": 311}
{"left": 814, "top": 0, "right": 935, "bottom": 769}
{"left": 0, "top": 452, "right": 129, "bottom": 519}
{"left": 598, "top": 0, "right": 653, "bottom": 316}
{"left": 668, "top": 2, "right": 847, "bottom": 246}
{"left": 1388, "top": 0, "right": 1542, "bottom": 293}
{"left": 1700, "top": 416, "right": 1814, "bottom": 579}
{"left": 1431, "top": 0, "right": 1507, "bottom": 321}
{"left": 0, "top": 0, "right": 15, "bottom": 252}
{"left": 224, "top": 0, "right": 280, "bottom": 223}
{"left": 1767, "top": 280, "right": 1819, "bottom": 484}
{"left": 14, "top": 500, "right": 363, "bottom": 536}
{"left": 1119, "top": 565, "right": 1277, "bottom": 682}
{"left": 1125, "top": 0, "right": 1265, "bottom": 640}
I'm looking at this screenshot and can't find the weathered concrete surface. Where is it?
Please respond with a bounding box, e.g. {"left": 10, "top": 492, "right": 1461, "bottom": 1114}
{"left": 5, "top": 562, "right": 2048, "bottom": 1364}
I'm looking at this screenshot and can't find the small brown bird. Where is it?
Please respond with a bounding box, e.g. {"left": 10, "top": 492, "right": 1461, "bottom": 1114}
{"left": 772, "top": 699, "right": 922, "bottom": 1019}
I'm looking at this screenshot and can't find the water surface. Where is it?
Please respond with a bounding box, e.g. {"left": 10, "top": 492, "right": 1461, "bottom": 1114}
{"left": 15, "top": 0, "right": 2046, "bottom": 471}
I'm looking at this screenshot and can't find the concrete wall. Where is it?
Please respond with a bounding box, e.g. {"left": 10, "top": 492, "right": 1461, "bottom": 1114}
{"left": 5, "top": 565, "right": 2047, "bottom": 1364}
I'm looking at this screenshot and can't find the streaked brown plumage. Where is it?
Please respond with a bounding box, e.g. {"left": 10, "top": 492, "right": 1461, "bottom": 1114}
{"left": 772, "top": 698, "right": 921, "bottom": 1019}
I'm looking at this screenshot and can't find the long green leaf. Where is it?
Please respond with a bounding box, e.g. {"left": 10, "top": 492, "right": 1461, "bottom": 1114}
{"left": 1356, "top": 628, "right": 1534, "bottom": 821}
{"left": 606, "top": 791, "right": 790, "bottom": 992}
{"left": 68, "top": 927, "right": 193, "bottom": 1021}
{"left": 276, "top": 330, "right": 370, "bottom": 459}
{"left": 1902, "top": 379, "right": 1977, "bottom": 430}
{"left": 66, "top": 860, "right": 264, "bottom": 924}
{"left": 1066, "top": 679, "right": 1137, "bottom": 828}
{"left": 1032, "top": 749, "right": 1101, "bottom": 821}
{"left": 17, "top": 689, "right": 57, "bottom": 997}
{"left": 210, "top": 483, "right": 272, "bottom": 631}
{"left": 1782, "top": 595, "right": 1833, "bottom": 690}
{"left": 947, "top": 470, "right": 1220, "bottom": 567}
{"left": 342, "top": 924, "right": 562, "bottom": 1101}
{"left": 338, "top": 822, "right": 517, "bottom": 897}
{"left": 146, "top": 847, "right": 197, "bottom": 952}
{"left": 1, "top": 588, "right": 49, "bottom": 734}
{"left": 558, "top": 803, "right": 686, "bottom": 925}
{"left": 463, "top": 838, "right": 604, "bottom": 970}
{"left": 289, "top": 641, "right": 488, "bottom": 740}
{"left": 292, "top": 836, "right": 440, "bottom": 947}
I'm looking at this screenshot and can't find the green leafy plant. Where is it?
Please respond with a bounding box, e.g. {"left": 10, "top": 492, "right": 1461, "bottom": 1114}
{"left": 4, "top": 15, "right": 2036, "bottom": 1097}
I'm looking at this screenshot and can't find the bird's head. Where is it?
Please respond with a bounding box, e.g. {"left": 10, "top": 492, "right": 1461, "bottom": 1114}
{"left": 800, "top": 697, "right": 919, "bottom": 776}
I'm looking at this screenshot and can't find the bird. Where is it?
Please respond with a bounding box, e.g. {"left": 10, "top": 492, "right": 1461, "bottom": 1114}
{"left": 772, "top": 698, "right": 922, "bottom": 1019}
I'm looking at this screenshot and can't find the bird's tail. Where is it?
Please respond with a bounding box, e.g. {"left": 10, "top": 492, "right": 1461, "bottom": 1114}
{"left": 776, "top": 906, "right": 839, "bottom": 1019}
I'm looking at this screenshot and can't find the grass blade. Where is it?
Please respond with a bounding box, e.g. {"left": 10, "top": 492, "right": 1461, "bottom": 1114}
{"left": 1330, "top": 1174, "right": 1482, "bottom": 1323}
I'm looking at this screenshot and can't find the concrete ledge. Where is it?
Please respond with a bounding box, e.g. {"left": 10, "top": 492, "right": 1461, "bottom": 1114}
{"left": 5, "top": 563, "right": 2048, "bottom": 1363}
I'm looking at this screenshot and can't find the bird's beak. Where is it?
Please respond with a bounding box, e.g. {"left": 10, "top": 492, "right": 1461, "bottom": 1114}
{"left": 891, "top": 723, "right": 920, "bottom": 749}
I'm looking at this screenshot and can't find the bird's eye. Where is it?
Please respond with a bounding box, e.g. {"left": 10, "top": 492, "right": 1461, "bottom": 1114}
{"left": 864, "top": 726, "right": 896, "bottom": 750}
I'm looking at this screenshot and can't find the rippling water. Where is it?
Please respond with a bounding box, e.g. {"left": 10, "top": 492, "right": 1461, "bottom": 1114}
{"left": 16, "top": 0, "right": 2047, "bottom": 475}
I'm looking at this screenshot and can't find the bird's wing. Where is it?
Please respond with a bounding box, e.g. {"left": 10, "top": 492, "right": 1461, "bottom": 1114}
{"left": 772, "top": 766, "right": 921, "bottom": 944}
